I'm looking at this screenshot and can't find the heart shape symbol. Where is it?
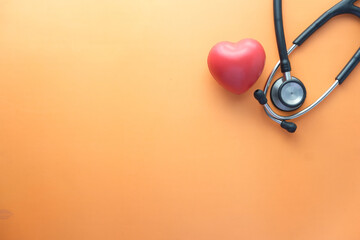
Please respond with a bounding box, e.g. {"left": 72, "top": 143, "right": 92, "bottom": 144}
{"left": 208, "top": 39, "right": 266, "bottom": 94}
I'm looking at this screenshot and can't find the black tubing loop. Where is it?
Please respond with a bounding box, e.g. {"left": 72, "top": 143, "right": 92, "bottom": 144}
{"left": 294, "top": 0, "right": 360, "bottom": 46}
{"left": 274, "top": 0, "right": 292, "bottom": 73}
{"left": 337, "top": 48, "right": 360, "bottom": 84}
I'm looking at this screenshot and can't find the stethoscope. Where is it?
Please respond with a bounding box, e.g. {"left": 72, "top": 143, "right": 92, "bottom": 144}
{"left": 254, "top": 0, "right": 360, "bottom": 133}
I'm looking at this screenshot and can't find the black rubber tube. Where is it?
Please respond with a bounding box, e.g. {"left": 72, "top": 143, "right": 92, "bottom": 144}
{"left": 337, "top": 48, "right": 360, "bottom": 84}
{"left": 294, "top": 0, "right": 360, "bottom": 46}
{"left": 274, "top": 0, "right": 291, "bottom": 73}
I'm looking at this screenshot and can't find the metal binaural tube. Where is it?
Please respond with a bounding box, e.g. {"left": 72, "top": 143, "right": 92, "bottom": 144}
{"left": 264, "top": 81, "right": 339, "bottom": 121}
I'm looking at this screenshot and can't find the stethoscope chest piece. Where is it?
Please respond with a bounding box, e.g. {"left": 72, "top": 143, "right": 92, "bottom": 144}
{"left": 270, "top": 77, "right": 306, "bottom": 112}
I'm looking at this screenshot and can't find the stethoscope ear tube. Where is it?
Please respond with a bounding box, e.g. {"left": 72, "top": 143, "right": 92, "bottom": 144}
{"left": 254, "top": 89, "right": 298, "bottom": 133}
{"left": 337, "top": 48, "right": 360, "bottom": 84}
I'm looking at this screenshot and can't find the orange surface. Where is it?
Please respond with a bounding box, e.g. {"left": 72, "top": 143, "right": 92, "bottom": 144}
{"left": 0, "top": 0, "right": 360, "bottom": 239}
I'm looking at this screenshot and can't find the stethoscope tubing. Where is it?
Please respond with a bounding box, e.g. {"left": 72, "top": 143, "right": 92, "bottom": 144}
{"left": 255, "top": 0, "right": 360, "bottom": 132}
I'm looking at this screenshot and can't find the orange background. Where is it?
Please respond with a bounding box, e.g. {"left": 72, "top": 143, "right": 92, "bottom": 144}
{"left": 0, "top": 0, "right": 360, "bottom": 239}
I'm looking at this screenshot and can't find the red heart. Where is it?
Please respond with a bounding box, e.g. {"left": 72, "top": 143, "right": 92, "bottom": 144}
{"left": 208, "top": 39, "right": 266, "bottom": 94}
